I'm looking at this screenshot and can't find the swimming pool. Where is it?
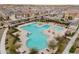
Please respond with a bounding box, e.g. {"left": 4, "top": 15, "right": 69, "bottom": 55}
{"left": 54, "top": 26, "right": 63, "bottom": 32}
{"left": 20, "top": 23, "right": 50, "bottom": 50}
{"left": 20, "top": 23, "right": 63, "bottom": 51}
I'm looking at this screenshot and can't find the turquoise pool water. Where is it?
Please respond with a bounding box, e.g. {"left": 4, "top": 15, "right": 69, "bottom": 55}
{"left": 21, "top": 23, "right": 50, "bottom": 50}
{"left": 20, "top": 23, "right": 63, "bottom": 50}
{"left": 53, "top": 26, "right": 63, "bottom": 32}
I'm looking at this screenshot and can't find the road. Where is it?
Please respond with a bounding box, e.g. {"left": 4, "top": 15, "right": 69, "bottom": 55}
{"left": 63, "top": 28, "right": 79, "bottom": 54}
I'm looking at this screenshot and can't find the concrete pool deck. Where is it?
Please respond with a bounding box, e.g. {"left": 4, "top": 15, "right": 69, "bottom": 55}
{"left": 0, "top": 28, "right": 8, "bottom": 54}
{"left": 44, "top": 23, "right": 67, "bottom": 37}
{"left": 17, "top": 26, "right": 31, "bottom": 53}
{"left": 17, "top": 22, "right": 67, "bottom": 54}
{"left": 18, "top": 30, "right": 30, "bottom": 54}
{"left": 17, "top": 22, "right": 50, "bottom": 53}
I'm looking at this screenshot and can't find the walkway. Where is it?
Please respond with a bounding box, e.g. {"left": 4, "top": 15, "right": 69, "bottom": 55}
{"left": 0, "top": 29, "right": 5, "bottom": 40}
{"left": 0, "top": 28, "right": 5, "bottom": 53}
{"left": 0, "top": 28, "right": 8, "bottom": 54}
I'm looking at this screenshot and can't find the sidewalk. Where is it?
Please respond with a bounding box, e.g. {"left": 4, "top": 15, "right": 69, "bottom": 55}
{"left": 0, "top": 28, "right": 8, "bottom": 54}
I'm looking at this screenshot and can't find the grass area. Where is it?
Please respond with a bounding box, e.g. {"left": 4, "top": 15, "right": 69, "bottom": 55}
{"left": 5, "top": 27, "right": 20, "bottom": 54}
{"left": 56, "top": 37, "right": 69, "bottom": 54}
{"left": 6, "top": 34, "right": 17, "bottom": 54}
{"left": 69, "top": 37, "right": 79, "bottom": 53}
{"left": 69, "top": 26, "right": 79, "bottom": 53}
{"left": 69, "top": 43, "right": 76, "bottom": 53}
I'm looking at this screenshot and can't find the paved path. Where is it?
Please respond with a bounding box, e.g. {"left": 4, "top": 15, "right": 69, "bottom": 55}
{"left": 0, "top": 28, "right": 8, "bottom": 54}
{"left": 0, "top": 28, "right": 5, "bottom": 54}
{"left": 0, "top": 29, "right": 5, "bottom": 41}
{"left": 63, "top": 28, "right": 79, "bottom": 54}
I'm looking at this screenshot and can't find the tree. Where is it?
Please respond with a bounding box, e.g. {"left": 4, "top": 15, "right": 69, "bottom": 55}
{"left": 60, "top": 18, "right": 64, "bottom": 22}
{"left": 29, "top": 48, "right": 38, "bottom": 54}
{"left": 68, "top": 16, "right": 73, "bottom": 20}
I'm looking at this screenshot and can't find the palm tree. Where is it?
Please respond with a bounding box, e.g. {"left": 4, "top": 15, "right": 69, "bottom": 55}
{"left": 68, "top": 16, "right": 73, "bottom": 20}
{"left": 29, "top": 48, "right": 38, "bottom": 54}
{"left": 60, "top": 18, "right": 65, "bottom": 22}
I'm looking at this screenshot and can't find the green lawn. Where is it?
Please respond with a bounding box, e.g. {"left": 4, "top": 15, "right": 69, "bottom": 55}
{"left": 56, "top": 38, "right": 69, "bottom": 54}
{"left": 6, "top": 27, "right": 20, "bottom": 54}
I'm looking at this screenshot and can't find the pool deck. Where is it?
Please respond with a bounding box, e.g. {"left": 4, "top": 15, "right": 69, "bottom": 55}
{"left": 17, "top": 26, "right": 31, "bottom": 53}
{"left": 44, "top": 23, "right": 67, "bottom": 37}
{"left": 17, "top": 22, "right": 67, "bottom": 54}
{"left": 17, "top": 22, "right": 51, "bottom": 53}
{"left": 18, "top": 30, "right": 30, "bottom": 53}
